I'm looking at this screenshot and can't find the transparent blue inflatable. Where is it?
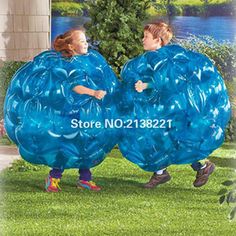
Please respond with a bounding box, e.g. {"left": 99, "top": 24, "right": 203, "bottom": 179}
{"left": 118, "top": 45, "right": 231, "bottom": 171}
{"left": 4, "top": 50, "right": 119, "bottom": 169}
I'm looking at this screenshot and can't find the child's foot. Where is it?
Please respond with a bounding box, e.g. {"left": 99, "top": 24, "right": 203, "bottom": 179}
{"left": 77, "top": 180, "right": 101, "bottom": 191}
{"left": 144, "top": 170, "right": 171, "bottom": 188}
{"left": 193, "top": 161, "right": 215, "bottom": 187}
{"left": 45, "top": 176, "right": 61, "bottom": 192}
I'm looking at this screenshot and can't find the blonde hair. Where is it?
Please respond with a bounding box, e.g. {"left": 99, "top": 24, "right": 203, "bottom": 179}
{"left": 53, "top": 28, "right": 85, "bottom": 57}
{"left": 144, "top": 21, "right": 173, "bottom": 46}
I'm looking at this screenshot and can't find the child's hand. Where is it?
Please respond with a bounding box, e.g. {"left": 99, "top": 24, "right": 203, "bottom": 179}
{"left": 135, "top": 80, "right": 148, "bottom": 93}
{"left": 94, "top": 90, "right": 107, "bottom": 100}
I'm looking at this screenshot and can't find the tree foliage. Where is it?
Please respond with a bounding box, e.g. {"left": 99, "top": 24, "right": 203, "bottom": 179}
{"left": 86, "top": 0, "right": 150, "bottom": 74}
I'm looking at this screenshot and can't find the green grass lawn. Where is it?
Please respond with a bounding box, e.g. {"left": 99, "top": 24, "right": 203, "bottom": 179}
{"left": 0, "top": 145, "right": 236, "bottom": 235}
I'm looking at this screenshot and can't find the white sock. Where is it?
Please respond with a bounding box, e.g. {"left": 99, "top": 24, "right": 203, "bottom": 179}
{"left": 155, "top": 169, "right": 166, "bottom": 175}
{"left": 201, "top": 164, "right": 207, "bottom": 169}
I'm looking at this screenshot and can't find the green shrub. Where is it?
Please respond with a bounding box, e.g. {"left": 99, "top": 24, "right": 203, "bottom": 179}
{"left": 177, "top": 35, "right": 236, "bottom": 81}
{"left": 225, "top": 118, "right": 236, "bottom": 141}
{"left": 150, "top": 3, "right": 168, "bottom": 16}
{"left": 52, "top": 2, "right": 84, "bottom": 16}
{"left": 8, "top": 159, "right": 44, "bottom": 172}
{"left": 0, "top": 61, "right": 26, "bottom": 96}
{"left": 225, "top": 79, "right": 236, "bottom": 141}
{"left": 150, "top": 2, "right": 183, "bottom": 16}
{"left": 0, "top": 61, "right": 26, "bottom": 119}
{"left": 146, "top": 4, "right": 161, "bottom": 16}
{"left": 87, "top": 0, "right": 150, "bottom": 74}
{"left": 177, "top": 35, "right": 236, "bottom": 141}
{"left": 168, "top": 4, "right": 183, "bottom": 16}
{"left": 182, "top": 5, "right": 204, "bottom": 16}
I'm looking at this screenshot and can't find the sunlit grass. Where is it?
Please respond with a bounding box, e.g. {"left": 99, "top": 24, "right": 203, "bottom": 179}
{"left": 0, "top": 144, "right": 236, "bottom": 235}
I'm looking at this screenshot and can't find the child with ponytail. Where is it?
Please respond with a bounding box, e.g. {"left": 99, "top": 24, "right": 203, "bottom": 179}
{"left": 45, "top": 28, "right": 111, "bottom": 192}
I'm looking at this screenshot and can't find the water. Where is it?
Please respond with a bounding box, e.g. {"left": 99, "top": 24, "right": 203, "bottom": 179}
{"left": 51, "top": 16, "right": 90, "bottom": 44}
{"left": 51, "top": 16, "right": 236, "bottom": 44}
{"left": 170, "top": 16, "right": 236, "bottom": 42}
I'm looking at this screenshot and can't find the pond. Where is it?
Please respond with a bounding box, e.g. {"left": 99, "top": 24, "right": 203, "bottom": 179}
{"left": 51, "top": 16, "right": 236, "bottom": 44}
{"left": 169, "top": 16, "right": 236, "bottom": 42}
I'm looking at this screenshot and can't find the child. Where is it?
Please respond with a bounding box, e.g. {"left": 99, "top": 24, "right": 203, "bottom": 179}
{"left": 4, "top": 27, "right": 119, "bottom": 193}
{"left": 121, "top": 21, "right": 217, "bottom": 189}
{"left": 45, "top": 29, "right": 107, "bottom": 192}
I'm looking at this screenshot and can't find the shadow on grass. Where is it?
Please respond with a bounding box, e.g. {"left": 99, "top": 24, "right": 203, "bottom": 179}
{"left": 2, "top": 178, "right": 45, "bottom": 193}
{"left": 95, "top": 176, "right": 215, "bottom": 194}
{"left": 2, "top": 175, "right": 216, "bottom": 198}
{"left": 209, "top": 156, "right": 236, "bottom": 169}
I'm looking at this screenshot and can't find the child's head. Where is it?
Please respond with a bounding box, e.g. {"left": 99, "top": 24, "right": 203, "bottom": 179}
{"left": 54, "top": 29, "right": 88, "bottom": 57}
{"left": 143, "top": 21, "right": 173, "bottom": 51}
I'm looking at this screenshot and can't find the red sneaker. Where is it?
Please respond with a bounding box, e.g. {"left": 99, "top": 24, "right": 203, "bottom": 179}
{"left": 45, "top": 176, "right": 61, "bottom": 192}
{"left": 77, "top": 180, "right": 101, "bottom": 191}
